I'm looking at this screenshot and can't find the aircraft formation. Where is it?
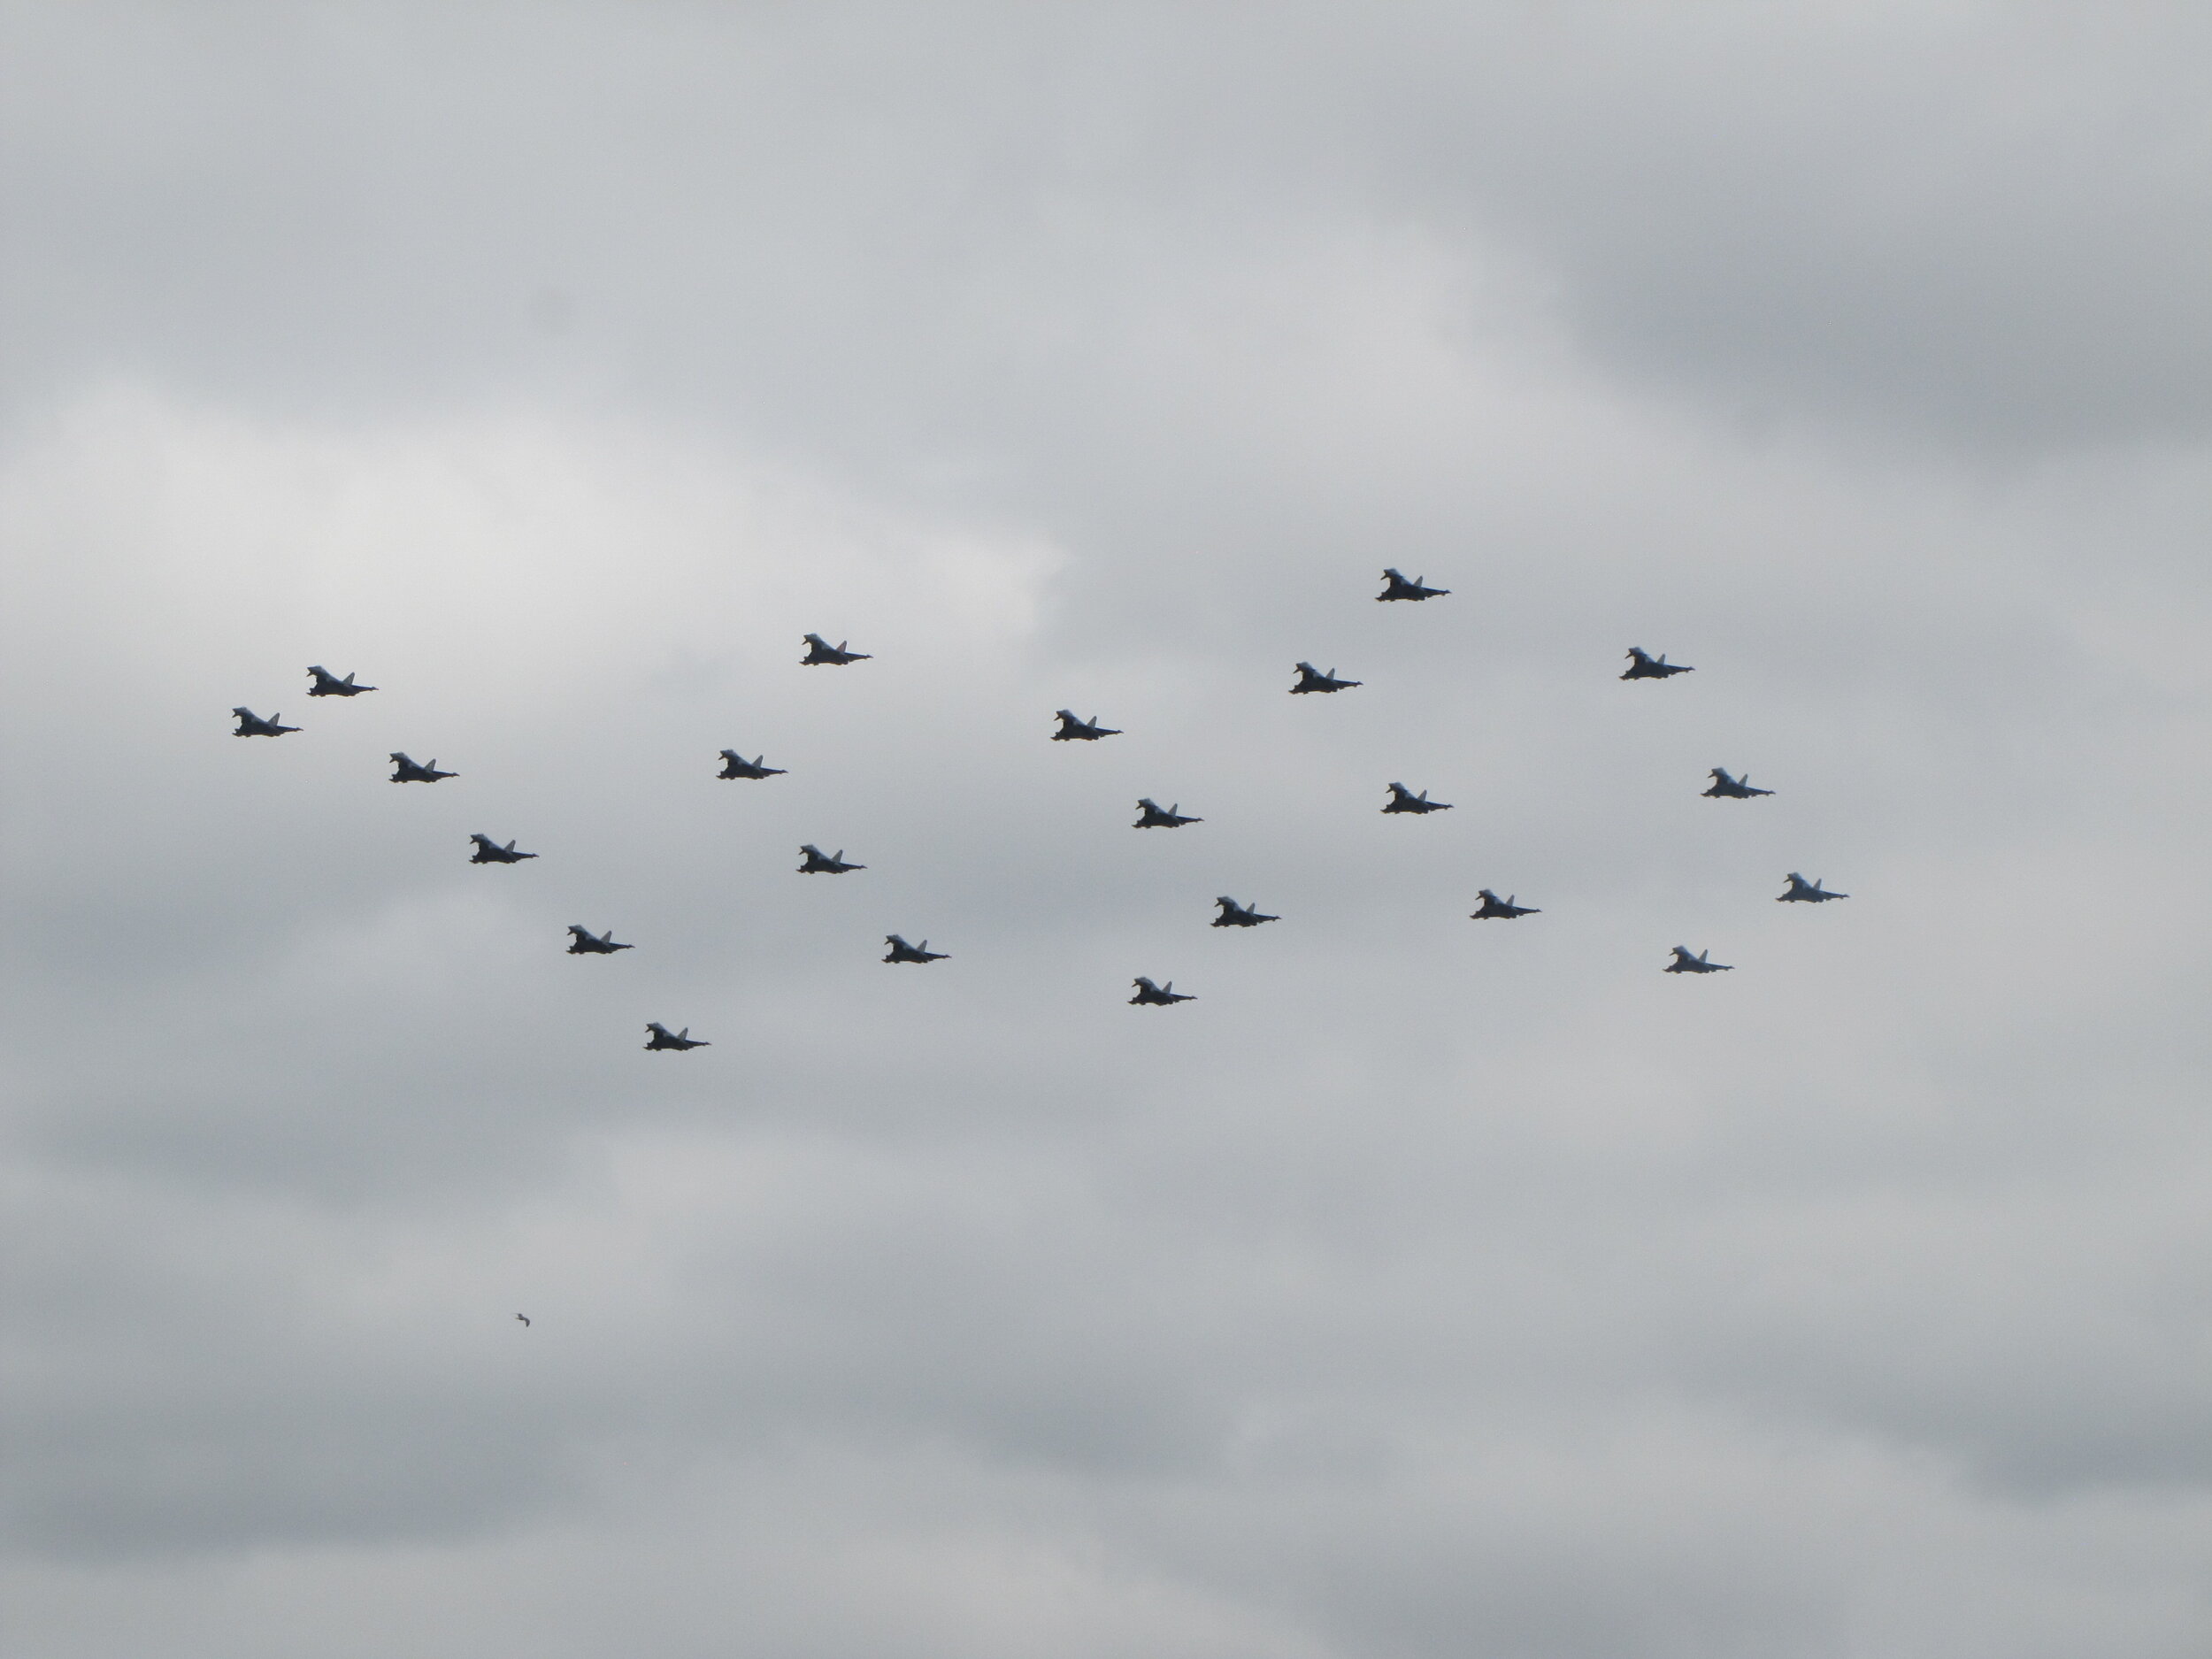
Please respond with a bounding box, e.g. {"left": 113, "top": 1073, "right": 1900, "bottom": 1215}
{"left": 233, "top": 568, "right": 1851, "bottom": 1048}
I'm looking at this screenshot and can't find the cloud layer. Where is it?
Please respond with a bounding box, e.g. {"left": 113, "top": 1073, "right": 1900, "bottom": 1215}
{"left": 6, "top": 6, "right": 2212, "bottom": 1655}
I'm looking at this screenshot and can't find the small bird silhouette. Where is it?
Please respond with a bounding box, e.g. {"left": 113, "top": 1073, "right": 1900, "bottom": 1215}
{"left": 515, "top": 1314, "right": 531, "bottom": 1328}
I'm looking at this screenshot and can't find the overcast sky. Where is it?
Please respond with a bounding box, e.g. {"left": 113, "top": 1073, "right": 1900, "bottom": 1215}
{"left": 6, "top": 4, "right": 2212, "bottom": 1655}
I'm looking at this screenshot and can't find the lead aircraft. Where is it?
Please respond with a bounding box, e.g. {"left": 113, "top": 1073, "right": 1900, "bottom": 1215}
{"left": 469, "top": 834, "right": 535, "bottom": 864}
{"left": 232, "top": 707, "right": 298, "bottom": 736}
{"left": 645, "top": 1022, "right": 709, "bottom": 1049}
{"left": 799, "top": 844, "right": 864, "bottom": 873}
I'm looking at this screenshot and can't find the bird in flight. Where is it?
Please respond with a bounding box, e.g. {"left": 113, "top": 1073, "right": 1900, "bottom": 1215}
{"left": 515, "top": 1314, "right": 531, "bottom": 1328}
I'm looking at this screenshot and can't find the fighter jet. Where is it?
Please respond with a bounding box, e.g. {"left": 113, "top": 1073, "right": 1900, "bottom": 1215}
{"left": 306, "top": 665, "right": 376, "bottom": 696}
{"left": 1778, "top": 872, "right": 1848, "bottom": 903}
{"left": 1703, "top": 767, "right": 1773, "bottom": 799}
{"left": 798, "top": 844, "right": 864, "bottom": 873}
{"left": 1622, "top": 648, "right": 1694, "bottom": 680}
{"left": 1291, "top": 662, "right": 1362, "bottom": 694}
{"left": 468, "top": 834, "right": 536, "bottom": 864}
{"left": 802, "top": 634, "right": 871, "bottom": 665}
{"left": 1053, "top": 710, "right": 1122, "bottom": 741}
{"left": 1134, "top": 798, "right": 1202, "bottom": 828}
{"left": 1382, "top": 782, "right": 1452, "bottom": 814}
{"left": 389, "top": 752, "right": 457, "bottom": 782}
{"left": 1664, "top": 947, "right": 1732, "bottom": 974}
{"left": 645, "top": 1022, "right": 709, "bottom": 1049}
{"left": 883, "top": 934, "right": 949, "bottom": 964}
{"left": 717, "top": 749, "right": 787, "bottom": 780}
{"left": 567, "top": 926, "right": 633, "bottom": 955}
{"left": 232, "top": 707, "right": 298, "bottom": 737}
{"left": 1470, "top": 889, "right": 1539, "bottom": 919}
{"left": 1211, "top": 896, "right": 1279, "bottom": 927}
{"left": 1129, "top": 977, "right": 1194, "bottom": 1005}
{"left": 1377, "top": 568, "right": 1449, "bottom": 602}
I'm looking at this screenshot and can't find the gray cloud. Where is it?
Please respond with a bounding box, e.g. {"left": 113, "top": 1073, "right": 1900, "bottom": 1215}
{"left": 5, "top": 5, "right": 2212, "bottom": 1656}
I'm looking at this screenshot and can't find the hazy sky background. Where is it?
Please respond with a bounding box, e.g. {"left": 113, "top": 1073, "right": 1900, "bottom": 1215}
{"left": 5, "top": 4, "right": 2212, "bottom": 1655}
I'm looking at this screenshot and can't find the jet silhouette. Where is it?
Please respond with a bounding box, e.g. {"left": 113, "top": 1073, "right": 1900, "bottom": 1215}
{"left": 1382, "top": 782, "right": 1452, "bottom": 814}
{"left": 718, "top": 749, "right": 787, "bottom": 780}
{"left": 1703, "top": 767, "right": 1773, "bottom": 799}
{"left": 1470, "top": 889, "right": 1539, "bottom": 919}
{"left": 389, "top": 752, "right": 457, "bottom": 782}
{"left": 802, "top": 634, "right": 871, "bottom": 665}
{"left": 232, "top": 707, "right": 298, "bottom": 736}
{"left": 1291, "top": 662, "right": 1362, "bottom": 694}
{"left": 306, "top": 665, "right": 376, "bottom": 696}
{"left": 1377, "top": 568, "right": 1448, "bottom": 602}
{"left": 645, "top": 1022, "right": 709, "bottom": 1049}
{"left": 1130, "top": 977, "right": 1194, "bottom": 1005}
{"left": 883, "top": 934, "right": 949, "bottom": 964}
{"left": 1053, "top": 710, "right": 1122, "bottom": 741}
{"left": 1622, "top": 648, "right": 1694, "bottom": 680}
{"left": 469, "top": 834, "right": 536, "bottom": 864}
{"left": 1211, "top": 896, "right": 1279, "bottom": 928}
{"left": 799, "top": 844, "right": 864, "bottom": 873}
{"left": 1134, "top": 798, "right": 1202, "bottom": 828}
{"left": 1778, "top": 872, "right": 1848, "bottom": 903}
{"left": 1664, "top": 947, "right": 1732, "bottom": 974}
{"left": 568, "top": 926, "right": 633, "bottom": 955}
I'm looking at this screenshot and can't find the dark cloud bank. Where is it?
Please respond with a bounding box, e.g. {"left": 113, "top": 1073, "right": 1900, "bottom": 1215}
{"left": 5, "top": 5, "right": 2212, "bottom": 1656}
